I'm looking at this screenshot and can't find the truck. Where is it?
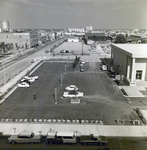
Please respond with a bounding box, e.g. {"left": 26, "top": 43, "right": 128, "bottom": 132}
{"left": 80, "top": 134, "right": 108, "bottom": 146}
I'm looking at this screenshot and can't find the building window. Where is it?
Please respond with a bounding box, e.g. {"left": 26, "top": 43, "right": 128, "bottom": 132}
{"left": 136, "top": 70, "right": 142, "bottom": 80}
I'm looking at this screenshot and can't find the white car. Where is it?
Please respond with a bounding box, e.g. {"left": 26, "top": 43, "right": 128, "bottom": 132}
{"left": 65, "top": 85, "right": 78, "bottom": 91}
{"left": 31, "top": 76, "right": 39, "bottom": 80}
{"left": 24, "top": 76, "right": 35, "bottom": 82}
{"left": 8, "top": 131, "right": 42, "bottom": 144}
{"left": 101, "top": 65, "right": 107, "bottom": 71}
{"left": 17, "top": 82, "right": 30, "bottom": 88}
{"left": 63, "top": 91, "right": 84, "bottom": 98}
{"left": 80, "top": 61, "right": 85, "bottom": 64}
{"left": 25, "top": 76, "right": 38, "bottom": 80}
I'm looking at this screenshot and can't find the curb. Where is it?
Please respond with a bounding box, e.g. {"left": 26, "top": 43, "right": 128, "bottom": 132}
{"left": 0, "top": 118, "right": 103, "bottom": 125}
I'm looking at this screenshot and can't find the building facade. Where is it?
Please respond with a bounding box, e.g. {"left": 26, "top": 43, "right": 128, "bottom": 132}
{"left": 0, "top": 31, "right": 38, "bottom": 49}
{"left": 111, "top": 44, "right": 147, "bottom": 85}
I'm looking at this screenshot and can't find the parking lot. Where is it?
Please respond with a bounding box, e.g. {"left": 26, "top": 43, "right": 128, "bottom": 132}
{"left": 0, "top": 61, "right": 136, "bottom": 125}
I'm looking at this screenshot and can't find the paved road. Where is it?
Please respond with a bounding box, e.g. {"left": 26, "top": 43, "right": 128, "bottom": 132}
{"left": 0, "top": 136, "right": 146, "bottom": 150}
{"left": 0, "top": 38, "right": 65, "bottom": 86}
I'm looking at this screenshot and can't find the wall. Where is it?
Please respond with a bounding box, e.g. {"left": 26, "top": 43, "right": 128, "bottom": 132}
{"left": 134, "top": 58, "right": 147, "bottom": 80}
{"left": 113, "top": 47, "right": 128, "bottom": 76}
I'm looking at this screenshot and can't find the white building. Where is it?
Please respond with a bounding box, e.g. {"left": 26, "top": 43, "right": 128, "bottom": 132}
{"left": 86, "top": 25, "right": 93, "bottom": 32}
{"left": 67, "top": 37, "right": 79, "bottom": 42}
{"left": 111, "top": 44, "right": 147, "bottom": 86}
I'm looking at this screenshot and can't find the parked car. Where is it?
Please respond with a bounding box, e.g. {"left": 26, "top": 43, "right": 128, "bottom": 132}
{"left": 63, "top": 91, "right": 84, "bottom": 98}
{"left": 45, "top": 132, "right": 63, "bottom": 144}
{"left": 65, "top": 85, "right": 78, "bottom": 91}
{"left": 80, "top": 134, "right": 108, "bottom": 146}
{"left": 65, "top": 50, "right": 73, "bottom": 53}
{"left": 80, "top": 61, "right": 85, "bottom": 64}
{"left": 60, "top": 50, "right": 66, "bottom": 53}
{"left": 8, "top": 131, "right": 42, "bottom": 144}
{"left": 20, "top": 79, "right": 31, "bottom": 85}
{"left": 31, "top": 76, "right": 39, "bottom": 80}
{"left": 24, "top": 76, "right": 35, "bottom": 82}
{"left": 101, "top": 65, "right": 107, "bottom": 71}
{"left": 31, "top": 59, "right": 34, "bottom": 63}
{"left": 17, "top": 82, "right": 30, "bottom": 88}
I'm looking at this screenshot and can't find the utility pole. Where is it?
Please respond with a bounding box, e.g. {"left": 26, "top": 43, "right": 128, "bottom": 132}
{"left": 55, "top": 88, "right": 57, "bottom": 104}
{"left": 65, "top": 64, "right": 66, "bottom": 73}
{"left": 82, "top": 42, "right": 83, "bottom": 55}
{"left": 61, "top": 73, "right": 62, "bottom": 86}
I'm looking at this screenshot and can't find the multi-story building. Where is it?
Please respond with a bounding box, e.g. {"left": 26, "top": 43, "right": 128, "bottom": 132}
{"left": 0, "top": 30, "right": 38, "bottom": 49}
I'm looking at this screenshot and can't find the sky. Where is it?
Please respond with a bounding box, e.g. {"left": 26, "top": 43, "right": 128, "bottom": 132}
{"left": 0, "top": 0, "right": 147, "bottom": 29}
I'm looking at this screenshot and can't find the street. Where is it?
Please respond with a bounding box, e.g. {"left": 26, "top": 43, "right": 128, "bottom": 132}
{"left": 0, "top": 136, "right": 147, "bottom": 150}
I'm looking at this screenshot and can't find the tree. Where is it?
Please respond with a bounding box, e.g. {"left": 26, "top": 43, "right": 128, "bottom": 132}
{"left": 0, "top": 42, "right": 14, "bottom": 56}
{"left": 73, "top": 55, "right": 80, "bottom": 70}
{"left": 115, "top": 34, "right": 127, "bottom": 43}
{"left": 0, "top": 42, "right": 7, "bottom": 55}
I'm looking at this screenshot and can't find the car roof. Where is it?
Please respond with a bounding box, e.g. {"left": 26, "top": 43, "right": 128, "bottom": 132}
{"left": 56, "top": 132, "right": 75, "bottom": 137}
{"left": 19, "top": 131, "right": 33, "bottom": 137}
{"left": 47, "top": 132, "right": 56, "bottom": 138}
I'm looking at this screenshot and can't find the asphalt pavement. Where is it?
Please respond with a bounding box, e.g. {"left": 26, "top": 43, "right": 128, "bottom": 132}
{"left": 0, "top": 42, "right": 147, "bottom": 138}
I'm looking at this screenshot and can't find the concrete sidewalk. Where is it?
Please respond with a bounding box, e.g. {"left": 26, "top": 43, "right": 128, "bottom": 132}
{"left": 119, "top": 86, "right": 145, "bottom": 97}
{"left": 0, "top": 122, "right": 147, "bottom": 137}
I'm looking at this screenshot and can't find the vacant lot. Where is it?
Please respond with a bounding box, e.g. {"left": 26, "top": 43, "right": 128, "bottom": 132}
{"left": 0, "top": 62, "right": 136, "bottom": 125}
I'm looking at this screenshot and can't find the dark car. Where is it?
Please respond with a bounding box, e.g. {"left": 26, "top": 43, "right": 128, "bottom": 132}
{"left": 20, "top": 79, "right": 31, "bottom": 85}
{"left": 45, "top": 133, "right": 63, "bottom": 144}
{"left": 65, "top": 50, "right": 73, "bottom": 53}
{"left": 60, "top": 50, "right": 66, "bottom": 53}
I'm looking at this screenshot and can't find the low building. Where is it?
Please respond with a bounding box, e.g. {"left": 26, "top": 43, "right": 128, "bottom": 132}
{"left": 111, "top": 44, "right": 147, "bottom": 86}
{"left": 84, "top": 33, "right": 111, "bottom": 44}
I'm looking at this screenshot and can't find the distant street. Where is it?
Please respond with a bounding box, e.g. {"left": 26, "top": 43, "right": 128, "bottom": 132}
{"left": 0, "top": 38, "right": 65, "bottom": 86}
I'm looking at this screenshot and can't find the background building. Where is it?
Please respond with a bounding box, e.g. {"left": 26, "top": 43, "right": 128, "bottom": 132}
{"left": 0, "top": 31, "right": 38, "bottom": 49}
{"left": 0, "top": 20, "right": 10, "bottom": 33}
{"left": 111, "top": 44, "right": 147, "bottom": 86}
{"left": 86, "top": 25, "right": 93, "bottom": 32}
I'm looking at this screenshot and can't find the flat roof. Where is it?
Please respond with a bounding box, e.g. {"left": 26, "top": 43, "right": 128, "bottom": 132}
{"left": 112, "top": 44, "right": 147, "bottom": 58}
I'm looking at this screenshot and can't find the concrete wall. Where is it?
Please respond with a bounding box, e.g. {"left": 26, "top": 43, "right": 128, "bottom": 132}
{"left": 113, "top": 48, "right": 128, "bottom": 76}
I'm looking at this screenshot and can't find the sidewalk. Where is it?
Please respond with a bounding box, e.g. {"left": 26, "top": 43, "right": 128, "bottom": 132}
{"left": 0, "top": 59, "right": 42, "bottom": 103}
{"left": 119, "top": 80, "right": 147, "bottom": 97}
{"left": 0, "top": 122, "right": 147, "bottom": 137}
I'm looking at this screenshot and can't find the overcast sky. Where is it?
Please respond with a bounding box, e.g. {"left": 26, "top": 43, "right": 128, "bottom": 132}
{"left": 0, "top": 0, "right": 147, "bottom": 29}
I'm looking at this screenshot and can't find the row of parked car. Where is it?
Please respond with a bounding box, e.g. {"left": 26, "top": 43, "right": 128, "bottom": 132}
{"left": 17, "top": 76, "right": 39, "bottom": 88}
{"left": 8, "top": 130, "right": 108, "bottom": 146}
{"left": 60, "top": 50, "right": 73, "bottom": 53}
{"left": 63, "top": 85, "right": 84, "bottom": 98}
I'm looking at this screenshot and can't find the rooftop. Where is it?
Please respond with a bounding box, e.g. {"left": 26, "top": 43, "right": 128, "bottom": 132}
{"left": 112, "top": 44, "right": 147, "bottom": 58}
